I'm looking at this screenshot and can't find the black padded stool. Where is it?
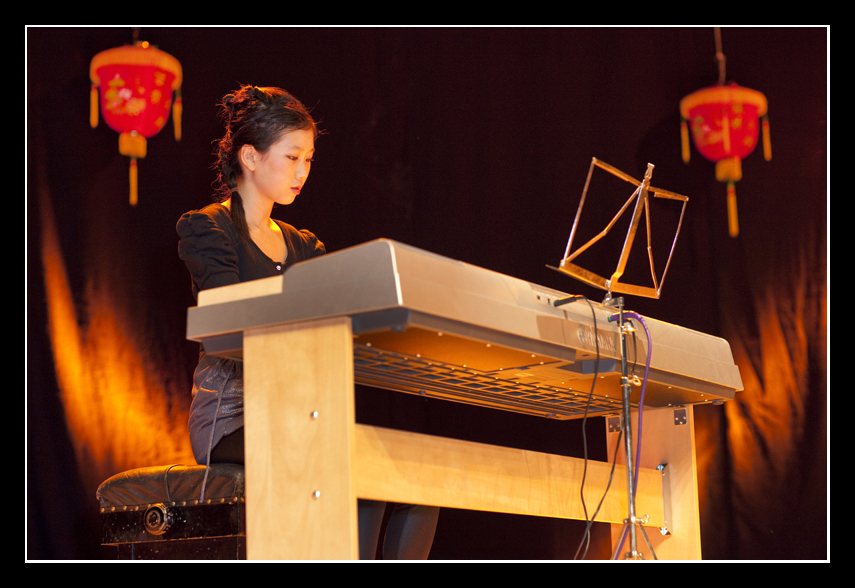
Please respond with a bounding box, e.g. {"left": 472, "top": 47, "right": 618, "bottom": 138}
{"left": 97, "top": 464, "right": 246, "bottom": 560}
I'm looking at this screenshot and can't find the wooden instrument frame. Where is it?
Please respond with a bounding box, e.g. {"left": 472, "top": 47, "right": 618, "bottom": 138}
{"left": 188, "top": 241, "right": 732, "bottom": 559}
{"left": 238, "top": 316, "right": 700, "bottom": 560}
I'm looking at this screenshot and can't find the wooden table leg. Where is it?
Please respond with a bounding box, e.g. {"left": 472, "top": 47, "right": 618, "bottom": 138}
{"left": 607, "top": 405, "right": 702, "bottom": 560}
{"left": 242, "top": 317, "right": 358, "bottom": 560}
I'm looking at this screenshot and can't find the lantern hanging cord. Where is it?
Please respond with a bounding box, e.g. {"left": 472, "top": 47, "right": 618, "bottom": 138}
{"left": 715, "top": 27, "right": 726, "bottom": 85}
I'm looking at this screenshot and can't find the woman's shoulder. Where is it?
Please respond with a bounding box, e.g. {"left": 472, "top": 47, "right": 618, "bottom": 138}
{"left": 275, "top": 220, "right": 326, "bottom": 260}
{"left": 178, "top": 201, "right": 231, "bottom": 223}
{"left": 176, "top": 202, "right": 240, "bottom": 294}
{"left": 176, "top": 202, "right": 234, "bottom": 238}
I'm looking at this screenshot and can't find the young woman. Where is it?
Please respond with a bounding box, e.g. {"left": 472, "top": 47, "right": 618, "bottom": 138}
{"left": 176, "top": 85, "right": 438, "bottom": 559}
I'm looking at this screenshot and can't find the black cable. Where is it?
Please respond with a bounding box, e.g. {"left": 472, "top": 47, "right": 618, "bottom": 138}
{"left": 578, "top": 425, "right": 625, "bottom": 559}
{"left": 560, "top": 295, "right": 600, "bottom": 560}
{"left": 569, "top": 300, "right": 647, "bottom": 560}
{"left": 607, "top": 311, "right": 655, "bottom": 560}
{"left": 164, "top": 464, "right": 180, "bottom": 503}
{"left": 199, "top": 389, "right": 223, "bottom": 503}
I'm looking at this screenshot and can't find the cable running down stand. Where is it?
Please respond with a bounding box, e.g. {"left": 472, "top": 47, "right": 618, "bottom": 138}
{"left": 552, "top": 158, "right": 688, "bottom": 560}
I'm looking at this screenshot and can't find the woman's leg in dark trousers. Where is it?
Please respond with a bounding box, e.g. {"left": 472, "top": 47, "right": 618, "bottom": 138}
{"left": 358, "top": 500, "right": 440, "bottom": 560}
{"left": 211, "top": 429, "right": 439, "bottom": 559}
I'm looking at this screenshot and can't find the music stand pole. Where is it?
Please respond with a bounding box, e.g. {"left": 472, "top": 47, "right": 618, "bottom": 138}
{"left": 605, "top": 294, "right": 647, "bottom": 559}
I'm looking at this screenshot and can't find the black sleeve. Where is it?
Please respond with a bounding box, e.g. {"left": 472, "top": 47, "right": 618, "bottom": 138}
{"left": 176, "top": 207, "right": 241, "bottom": 297}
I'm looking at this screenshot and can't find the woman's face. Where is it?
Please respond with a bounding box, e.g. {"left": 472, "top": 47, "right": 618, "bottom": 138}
{"left": 245, "top": 127, "right": 315, "bottom": 206}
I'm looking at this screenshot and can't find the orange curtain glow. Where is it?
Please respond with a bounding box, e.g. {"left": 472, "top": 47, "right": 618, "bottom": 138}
{"left": 694, "top": 227, "right": 827, "bottom": 559}
{"left": 38, "top": 178, "right": 194, "bottom": 492}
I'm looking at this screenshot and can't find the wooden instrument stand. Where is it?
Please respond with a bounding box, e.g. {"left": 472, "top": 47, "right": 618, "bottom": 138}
{"left": 188, "top": 241, "right": 737, "bottom": 560}
{"left": 241, "top": 317, "right": 700, "bottom": 560}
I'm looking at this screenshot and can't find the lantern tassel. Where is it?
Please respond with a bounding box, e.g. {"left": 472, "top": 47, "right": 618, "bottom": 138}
{"left": 90, "top": 84, "right": 99, "bottom": 128}
{"left": 762, "top": 115, "right": 772, "bottom": 161}
{"left": 129, "top": 158, "right": 138, "bottom": 207}
{"left": 173, "top": 89, "right": 182, "bottom": 142}
{"left": 119, "top": 132, "right": 146, "bottom": 206}
{"left": 726, "top": 181, "right": 739, "bottom": 238}
{"left": 680, "top": 119, "right": 690, "bottom": 163}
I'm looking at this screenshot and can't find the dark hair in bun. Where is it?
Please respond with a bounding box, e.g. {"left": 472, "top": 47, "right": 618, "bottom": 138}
{"left": 214, "top": 85, "right": 318, "bottom": 251}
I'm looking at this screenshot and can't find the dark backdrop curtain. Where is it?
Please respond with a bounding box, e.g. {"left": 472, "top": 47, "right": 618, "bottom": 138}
{"left": 27, "top": 27, "right": 827, "bottom": 560}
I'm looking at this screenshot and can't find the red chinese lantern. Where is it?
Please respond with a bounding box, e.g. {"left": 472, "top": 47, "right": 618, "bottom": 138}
{"left": 680, "top": 84, "right": 771, "bottom": 238}
{"left": 90, "top": 41, "right": 182, "bottom": 206}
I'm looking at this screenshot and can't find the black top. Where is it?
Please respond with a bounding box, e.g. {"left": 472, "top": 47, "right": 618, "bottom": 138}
{"left": 176, "top": 202, "right": 326, "bottom": 300}
{"left": 176, "top": 202, "right": 326, "bottom": 464}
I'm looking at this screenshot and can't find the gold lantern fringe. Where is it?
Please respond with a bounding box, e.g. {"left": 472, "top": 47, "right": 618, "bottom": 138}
{"left": 716, "top": 157, "right": 743, "bottom": 238}
{"left": 129, "top": 159, "right": 139, "bottom": 207}
{"left": 681, "top": 119, "right": 690, "bottom": 164}
{"left": 119, "top": 132, "right": 147, "bottom": 206}
{"left": 173, "top": 89, "right": 182, "bottom": 142}
{"left": 90, "top": 84, "right": 99, "bottom": 129}
{"left": 762, "top": 115, "right": 772, "bottom": 161}
{"left": 726, "top": 182, "right": 739, "bottom": 238}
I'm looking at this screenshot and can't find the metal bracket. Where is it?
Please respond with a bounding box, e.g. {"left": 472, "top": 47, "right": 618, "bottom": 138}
{"left": 657, "top": 464, "right": 672, "bottom": 536}
{"left": 606, "top": 412, "right": 680, "bottom": 536}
